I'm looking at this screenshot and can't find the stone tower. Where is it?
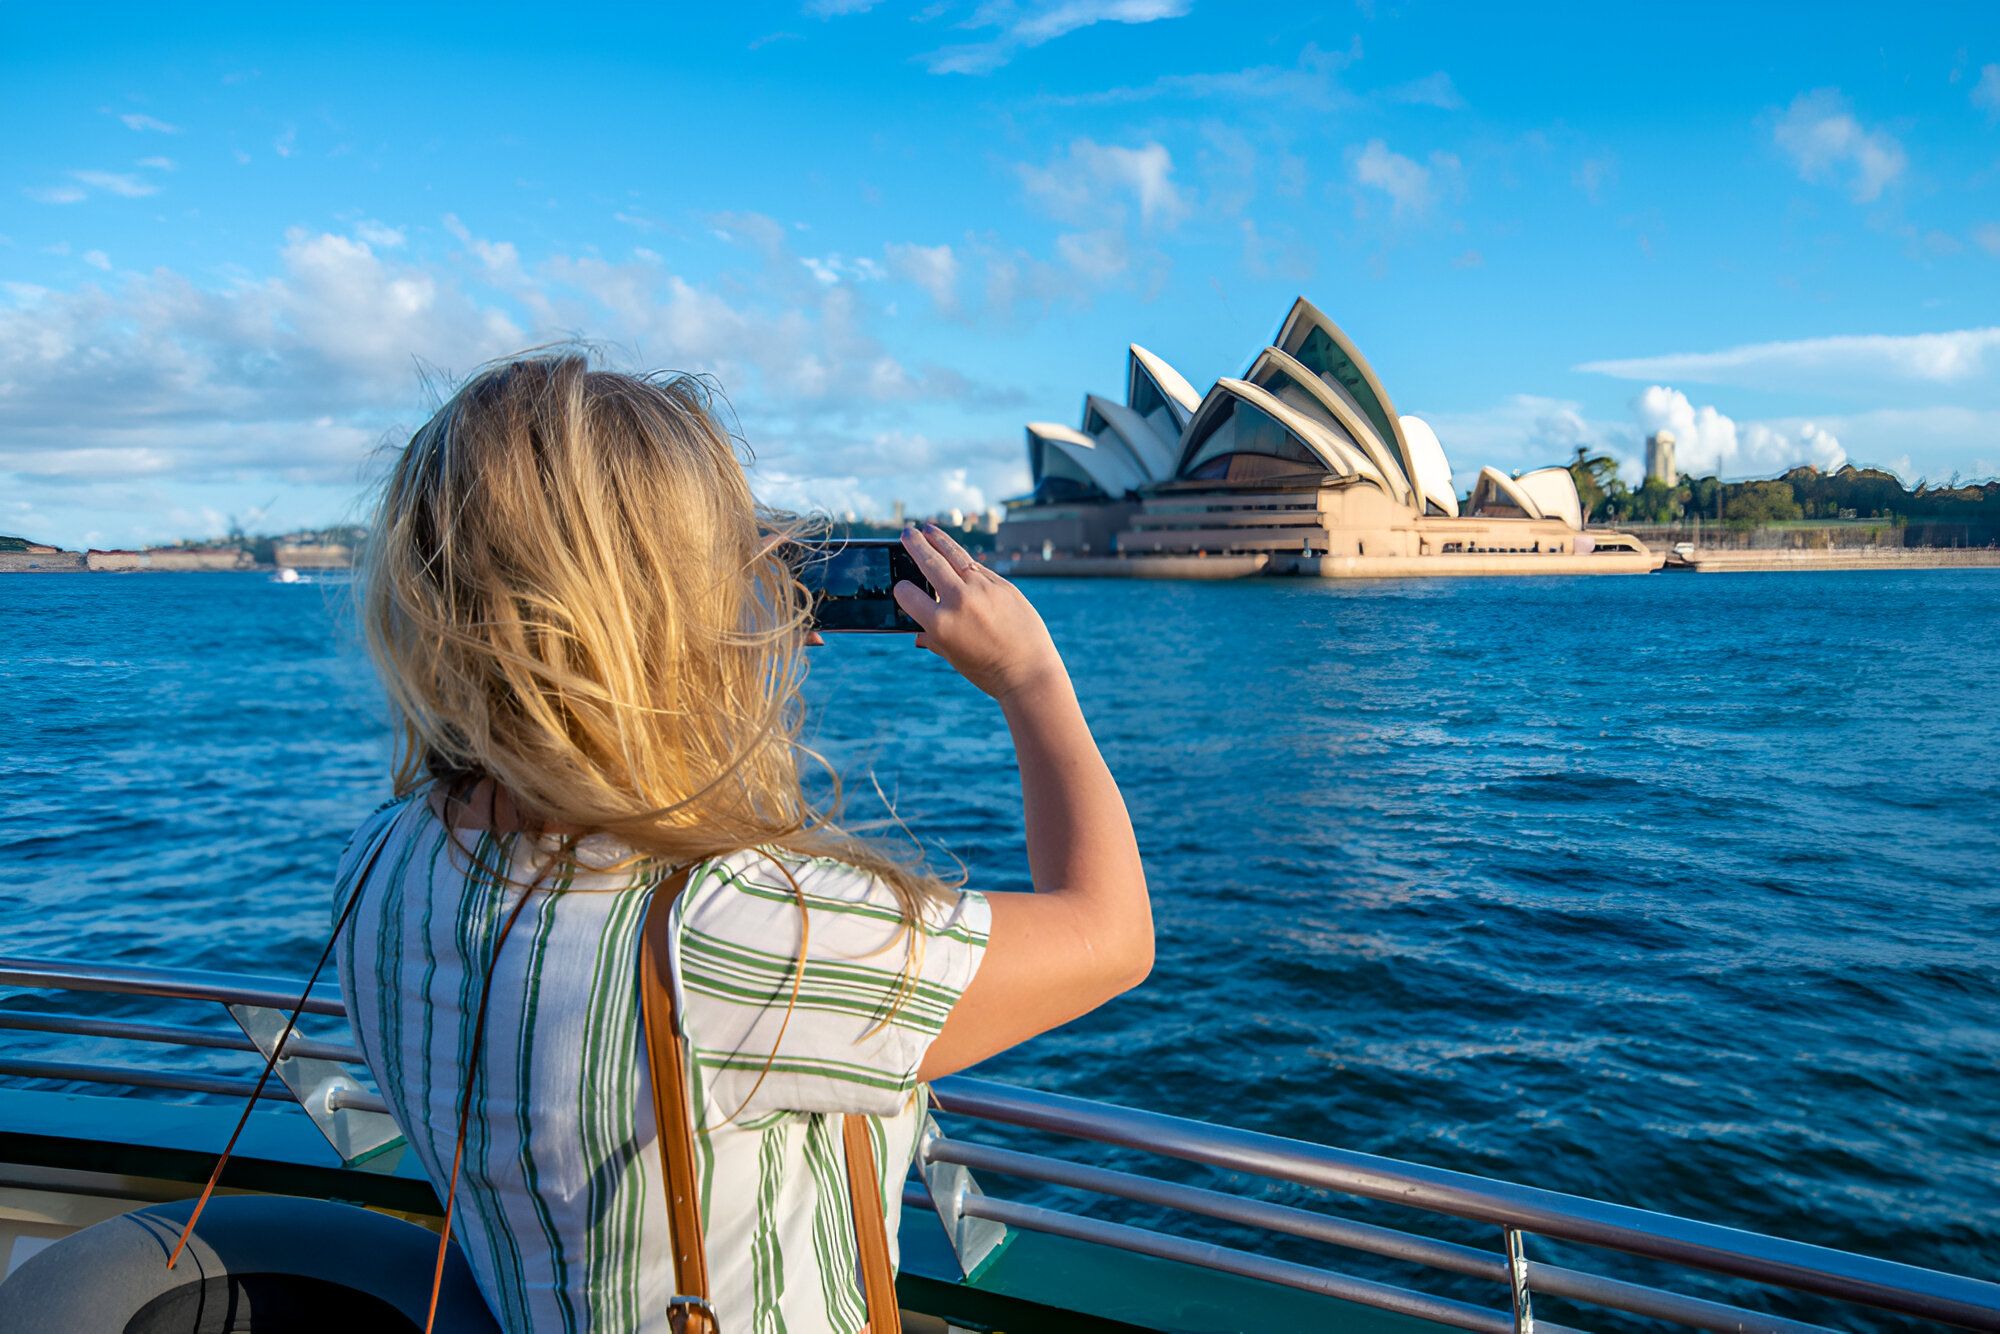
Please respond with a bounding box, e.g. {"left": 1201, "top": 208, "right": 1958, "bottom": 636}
{"left": 1645, "top": 430, "right": 1677, "bottom": 487}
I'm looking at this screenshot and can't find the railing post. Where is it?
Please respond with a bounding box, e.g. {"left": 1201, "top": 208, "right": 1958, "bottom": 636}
{"left": 1504, "top": 1227, "right": 1535, "bottom": 1333}
{"left": 228, "top": 1003, "right": 404, "bottom": 1166}
{"left": 915, "top": 1114, "right": 1009, "bottom": 1281}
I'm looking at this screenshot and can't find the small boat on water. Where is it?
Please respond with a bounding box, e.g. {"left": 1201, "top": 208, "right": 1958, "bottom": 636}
{"left": 0, "top": 953, "right": 1994, "bottom": 1332}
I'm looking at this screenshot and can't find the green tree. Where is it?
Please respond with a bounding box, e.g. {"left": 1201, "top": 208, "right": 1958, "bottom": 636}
{"left": 1567, "top": 447, "right": 1629, "bottom": 523}
{"left": 1627, "top": 478, "right": 1682, "bottom": 524}
{"left": 1723, "top": 480, "right": 1802, "bottom": 530}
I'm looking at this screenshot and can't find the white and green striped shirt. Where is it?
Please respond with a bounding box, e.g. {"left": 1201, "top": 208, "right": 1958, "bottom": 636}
{"left": 334, "top": 794, "right": 990, "bottom": 1334}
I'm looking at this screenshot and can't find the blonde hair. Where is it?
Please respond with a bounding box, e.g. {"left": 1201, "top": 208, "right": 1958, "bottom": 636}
{"left": 358, "top": 352, "right": 946, "bottom": 923}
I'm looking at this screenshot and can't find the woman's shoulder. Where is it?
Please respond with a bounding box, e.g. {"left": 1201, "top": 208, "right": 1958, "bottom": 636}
{"left": 338, "top": 793, "right": 421, "bottom": 868}
{"left": 683, "top": 848, "right": 989, "bottom": 945}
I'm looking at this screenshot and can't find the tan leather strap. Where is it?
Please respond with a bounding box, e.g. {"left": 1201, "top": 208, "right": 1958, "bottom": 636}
{"left": 843, "top": 1113, "right": 903, "bottom": 1334}
{"left": 640, "top": 865, "right": 901, "bottom": 1334}
{"left": 640, "top": 864, "right": 715, "bottom": 1333}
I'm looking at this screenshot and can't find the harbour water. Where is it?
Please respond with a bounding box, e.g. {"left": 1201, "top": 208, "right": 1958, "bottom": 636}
{"left": 2, "top": 570, "right": 1995, "bottom": 1318}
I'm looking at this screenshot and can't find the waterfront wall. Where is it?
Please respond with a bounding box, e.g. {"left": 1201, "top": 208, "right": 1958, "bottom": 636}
{"left": 1623, "top": 520, "right": 1997, "bottom": 552}
{"left": 80, "top": 547, "right": 253, "bottom": 571}
{"left": 0, "top": 550, "right": 86, "bottom": 572}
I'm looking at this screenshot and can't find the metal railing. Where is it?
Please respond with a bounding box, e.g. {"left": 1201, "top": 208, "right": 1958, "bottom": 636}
{"left": 3, "top": 954, "right": 1996, "bottom": 1332}
{"left": 917, "top": 1076, "right": 2000, "bottom": 1333}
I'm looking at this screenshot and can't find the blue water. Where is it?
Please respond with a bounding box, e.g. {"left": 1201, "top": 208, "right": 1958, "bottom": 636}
{"left": 3, "top": 570, "right": 1996, "bottom": 1326}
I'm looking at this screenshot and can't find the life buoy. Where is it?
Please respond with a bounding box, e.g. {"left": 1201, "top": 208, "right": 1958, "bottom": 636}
{"left": 0, "top": 1194, "right": 500, "bottom": 1333}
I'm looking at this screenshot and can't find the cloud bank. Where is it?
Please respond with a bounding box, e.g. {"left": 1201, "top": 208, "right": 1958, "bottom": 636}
{"left": 1577, "top": 327, "right": 2000, "bottom": 392}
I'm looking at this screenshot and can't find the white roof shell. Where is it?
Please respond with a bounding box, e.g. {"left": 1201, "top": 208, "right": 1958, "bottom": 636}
{"left": 1272, "top": 297, "right": 1425, "bottom": 508}
{"left": 1176, "top": 378, "right": 1389, "bottom": 485}
{"left": 1128, "top": 344, "right": 1201, "bottom": 430}
{"left": 1398, "top": 416, "right": 1458, "bottom": 517}
{"left": 1083, "top": 393, "right": 1177, "bottom": 482}
{"left": 1514, "top": 466, "right": 1584, "bottom": 530}
{"left": 1242, "top": 347, "right": 1412, "bottom": 504}
{"left": 1027, "top": 421, "right": 1148, "bottom": 499}
{"left": 1466, "top": 466, "right": 1545, "bottom": 520}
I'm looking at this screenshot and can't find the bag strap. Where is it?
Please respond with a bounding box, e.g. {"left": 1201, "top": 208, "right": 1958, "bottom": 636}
{"left": 639, "top": 864, "right": 715, "bottom": 1334}
{"left": 168, "top": 805, "right": 404, "bottom": 1272}
{"left": 843, "top": 1114, "right": 903, "bottom": 1334}
{"left": 639, "top": 866, "right": 903, "bottom": 1334}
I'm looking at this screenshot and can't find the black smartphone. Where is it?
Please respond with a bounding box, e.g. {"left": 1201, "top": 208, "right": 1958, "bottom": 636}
{"left": 789, "top": 538, "right": 934, "bottom": 633}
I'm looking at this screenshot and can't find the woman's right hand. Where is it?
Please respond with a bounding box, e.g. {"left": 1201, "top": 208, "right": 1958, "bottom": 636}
{"left": 894, "top": 525, "right": 1069, "bottom": 706}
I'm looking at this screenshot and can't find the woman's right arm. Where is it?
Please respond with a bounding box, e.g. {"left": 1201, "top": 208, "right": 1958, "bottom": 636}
{"left": 892, "top": 525, "right": 1153, "bottom": 1082}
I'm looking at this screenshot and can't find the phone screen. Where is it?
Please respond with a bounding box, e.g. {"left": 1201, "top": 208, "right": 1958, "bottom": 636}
{"left": 790, "top": 538, "right": 934, "bottom": 632}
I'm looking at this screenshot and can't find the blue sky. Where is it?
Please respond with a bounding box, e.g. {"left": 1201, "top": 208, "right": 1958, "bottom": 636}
{"left": 4, "top": 1, "right": 1998, "bottom": 548}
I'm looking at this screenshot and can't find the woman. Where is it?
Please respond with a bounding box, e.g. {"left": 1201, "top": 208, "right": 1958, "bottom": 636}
{"left": 335, "top": 356, "right": 1151, "bottom": 1333}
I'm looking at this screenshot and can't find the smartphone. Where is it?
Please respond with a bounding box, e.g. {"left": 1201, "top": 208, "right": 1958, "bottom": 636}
{"left": 789, "top": 538, "right": 934, "bottom": 633}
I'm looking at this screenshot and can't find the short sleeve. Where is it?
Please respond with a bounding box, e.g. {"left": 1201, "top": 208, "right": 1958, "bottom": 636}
{"left": 671, "top": 850, "right": 990, "bottom": 1121}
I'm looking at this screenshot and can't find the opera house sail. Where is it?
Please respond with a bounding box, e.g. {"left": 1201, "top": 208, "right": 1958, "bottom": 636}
{"left": 997, "top": 297, "right": 1660, "bottom": 577}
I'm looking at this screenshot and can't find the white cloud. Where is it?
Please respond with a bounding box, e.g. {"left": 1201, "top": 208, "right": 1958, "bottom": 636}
{"left": 1416, "top": 388, "right": 1958, "bottom": 489}
{"left": 924, "top": 0, "right": 1191, "bottom": 76}
{"left": 82, "top": 250, "right": 110, "bottom": 271}
{"left": 118, "top": 112, "right": 180, "bottom": 134}
{"left": 1635, "top": 386, "right": 1846, "bottom": 477}
{"left": 1577, "top": 327, "right": 2000, "bottom": 391}
{"left": 1038, "top": 41, "right": 1352, "bottom": 110}
{"left": 4, "top": 215, "right": 1028, "bottom": 544}
{"left": 799, "top": 254, "right": 885, "bottom": 285}
{"left": 1772, "top": 89, "right": 1906, "bottom": 203}
{"left": 883, "top": 242, "right": 959, "bottom": 315}
{"left": 25, "top": 168, "right": 160, "bottom": 204}
{"left": 1019, "top": 137, "right": 1186, "bottom": 229}
{"left": 1782, "top": 405, "right": 2000, "bottom": 481}
{"left": 72, "top": 170, "right": 157, "bottom": 198}
{"left": 1352, "top": 139, "right": 1457, "bottom": 219}
{"left": 1573, "top": 154, "right": 1616, "bottom": 203}
{"left": 1054, "top": 229, "right": 1129, "bottom": 283}
{"left": 1973, "top": 64, "right": 2000, "bottom": 120}
{"left": 273, "top": 126, "right": 297, "bottom": 159}
{"left": 1421, "top": 394, "right": 1627, "bottom": 489}
{"left": 137, "top": 156, "right": 175, "bottom": 171}
{"left": 1383, "top": 71, "right": 1462, "bottom": 109}
{"left": 353, "top": 220, "right": 406, "bottom": 249}
{"left": 1975, "top": 223, "right": 2000, "bottom": 257}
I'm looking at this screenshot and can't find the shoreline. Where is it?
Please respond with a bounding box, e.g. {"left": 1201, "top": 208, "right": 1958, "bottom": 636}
{"left": 1663, "top": 548, "right": 2000, "bottom": 573}
{"left": 6, "top": 547, "right": 1998, "bottom": 578}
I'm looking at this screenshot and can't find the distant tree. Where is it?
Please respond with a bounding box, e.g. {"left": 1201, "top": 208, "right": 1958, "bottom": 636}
{"left": 1627, "top": 478, "right": 1681, "bottom": 524}
{"left": 1723, "top": 480, "right": 1802, "bottom": 530}
{"left": 1567, "top": 447, "right": 1629, "bottom": 523}
{"left": 1683, "top": 475, "right": 1723, "bottom": 524}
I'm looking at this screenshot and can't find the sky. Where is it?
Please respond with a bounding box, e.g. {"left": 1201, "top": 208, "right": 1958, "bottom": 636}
{"left": 4, "top": 1, "right": 1999, "bottom": 549}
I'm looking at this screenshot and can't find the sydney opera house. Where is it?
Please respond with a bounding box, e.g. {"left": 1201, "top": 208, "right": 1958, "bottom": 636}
{"left": 997, "top": 297, "right": 1660, "bottom": 577}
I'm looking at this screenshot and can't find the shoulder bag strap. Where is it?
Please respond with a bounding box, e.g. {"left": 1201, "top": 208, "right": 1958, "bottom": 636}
{"left": 843, "top": 1113, "right": 903, "bottom": 1334}
{"left": 640, "top": 863, "right": 716, "bottom": 1334}
{"left": 639, "top": 864, "right": 904, "bottom": 1334}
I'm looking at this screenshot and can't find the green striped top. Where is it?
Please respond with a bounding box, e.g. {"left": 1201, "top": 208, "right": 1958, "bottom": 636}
{"left": 334, "top": 794, "right": 991, "bottom": 1333}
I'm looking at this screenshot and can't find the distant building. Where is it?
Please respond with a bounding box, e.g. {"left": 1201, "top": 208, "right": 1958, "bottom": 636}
{"left": 1646, "top": 430, "right": 1677, "bottom": 487}
{"left": 80, "top": 547, "right": 250, "bottom": 571}
{"left": 273, "top": 541, "right": 353, "bottom": 570}
{"left": 996, "top": 296, "right": 1658, "bottom": 578}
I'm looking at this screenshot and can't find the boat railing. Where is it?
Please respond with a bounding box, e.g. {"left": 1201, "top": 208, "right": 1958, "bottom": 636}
{"left": 2, "top": 954, "right": 1996, "bottom": 1333}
